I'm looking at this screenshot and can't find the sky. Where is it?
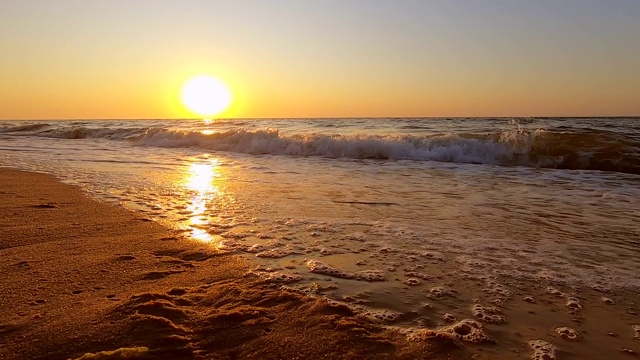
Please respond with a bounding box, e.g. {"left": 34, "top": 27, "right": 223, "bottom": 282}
{"left": 0, "top": 0, "right": 639, "bottom": 119}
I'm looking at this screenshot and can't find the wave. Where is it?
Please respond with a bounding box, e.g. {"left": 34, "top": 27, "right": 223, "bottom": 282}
{"left": 0, "top": 123, "right": 51, "bottom": 133}
{"left": 3, "top": 123, "right": 639, "bottom": 174}
{"left": 26, "top": 126, "right": 155, "bottom": 140}
{"left": 134, "top": 128, "right": 640, "bottom": 175}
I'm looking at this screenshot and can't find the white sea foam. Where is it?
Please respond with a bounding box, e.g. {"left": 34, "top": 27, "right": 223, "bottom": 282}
{"left": 134, "top": 128, "right": 541, "bottom": 166}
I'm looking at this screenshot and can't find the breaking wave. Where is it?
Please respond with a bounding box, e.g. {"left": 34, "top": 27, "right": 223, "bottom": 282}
{"left": 2, "top": 122, "right": 639, "bottom": 174}
{"left": 134, "top": 128, "right": 640, "bottom": 174}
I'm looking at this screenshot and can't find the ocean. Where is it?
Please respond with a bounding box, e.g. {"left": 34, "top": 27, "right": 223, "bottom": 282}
{"left": 1, "top": 117, "right": 639, "bottom": 358}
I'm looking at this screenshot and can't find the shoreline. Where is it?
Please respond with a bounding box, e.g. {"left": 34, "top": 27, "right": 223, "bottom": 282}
{"left": 0, "top": 168, "right": 464, "bottom": 360}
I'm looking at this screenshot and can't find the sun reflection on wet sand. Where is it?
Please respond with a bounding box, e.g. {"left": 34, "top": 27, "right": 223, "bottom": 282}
{"left": 184, "top": 160, "right": 220, "bottom": 242}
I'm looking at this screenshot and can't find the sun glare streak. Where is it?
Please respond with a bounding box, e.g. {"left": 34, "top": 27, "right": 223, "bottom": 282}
{"left": 184, "top": 160, "right": 220, "bottom": 242}
{"left": 186, "top": 161, "right": 219, "bottom": 193}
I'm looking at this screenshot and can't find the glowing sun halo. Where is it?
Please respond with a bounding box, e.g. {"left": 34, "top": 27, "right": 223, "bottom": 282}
{"left": 181, "top": 75, "right": 232, "bottom": 117}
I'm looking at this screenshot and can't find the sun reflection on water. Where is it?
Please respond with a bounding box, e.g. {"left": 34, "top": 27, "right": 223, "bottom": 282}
{"left": 184, "top": 160, "right": 220, "bottom": 242}
{"left": 187, "top": 162, "right": 219, "bottom": 193}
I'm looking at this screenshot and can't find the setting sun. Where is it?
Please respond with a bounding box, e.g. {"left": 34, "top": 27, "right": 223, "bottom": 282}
{"left": 181, "top": 75, "right": 232, "bottom": 117}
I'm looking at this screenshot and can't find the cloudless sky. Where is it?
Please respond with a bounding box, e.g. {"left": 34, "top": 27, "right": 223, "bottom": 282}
{"left": 1, "top": 0, "right": 639, "bottom": 119}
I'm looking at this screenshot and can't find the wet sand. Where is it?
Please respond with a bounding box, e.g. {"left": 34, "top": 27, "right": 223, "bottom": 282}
{"left": 0, "top": 168, "right": 466, "bottom": 360}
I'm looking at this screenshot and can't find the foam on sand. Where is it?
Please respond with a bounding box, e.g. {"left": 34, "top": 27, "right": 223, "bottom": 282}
{"left": 428, "top": 286, "right": 456, "bottom": 298}
{"left": 601, "top": 296, "right": 615, "bottom": 305}
{"left": 442, "top": 313, "right": 457, "bottom": 323}
{"left": 472, "top": 304, "right": 507, "bottom": 324}
{"left": 252, "top": 270, "right": 302, "bottom": 284}
{"left": 255, "top": 248, "right": 292, "bottom": 258}
{"left": 403, "top": 278, "right": 421, "bottom": 286}
{"left": 305, "top": 259, "right": 386, "bottom": 281}
{"left": 361, "top": 308, "right": 402, "bottom": 323}
{"left": 546, "top": 287, "right": 564, "bottom": 297}
{"left": 352, "top": 269, "right": 386, "bottom": 281}
{"left": 565, "top": 296, "right": 582, "bottom": 312}
{"left": 529, "top": 340, "right": 559, "bottom": 360}
{"left": 443, "top": 319, "right": 495, "bottom": 344}
{"left": 306, "top": 259, "right": 352, "bottom": 279}
{"left": 406, "top": 319, "right": 495, "bottom": 344}
{"left": 482, "top": 280, "right": 513, "bottom": 298}
{"left": 555, "top": 326, "right": 582, "bottom": 341}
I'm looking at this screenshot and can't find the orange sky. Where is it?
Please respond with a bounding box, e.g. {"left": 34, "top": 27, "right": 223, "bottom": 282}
{"left": 1, "top": 1, "right": 639, "bottom": 119}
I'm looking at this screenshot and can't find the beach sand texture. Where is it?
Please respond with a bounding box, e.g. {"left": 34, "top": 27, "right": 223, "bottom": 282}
{"left": 0, "top": 169, "right": 465, "bottom": 360}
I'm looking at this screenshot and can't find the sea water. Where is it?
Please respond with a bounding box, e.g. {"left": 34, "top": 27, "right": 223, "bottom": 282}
{"left": 1, "top": 118, "right": 639, "bottom": 358}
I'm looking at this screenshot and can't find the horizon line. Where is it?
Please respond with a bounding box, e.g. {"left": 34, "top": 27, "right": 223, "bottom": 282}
{"left": 1, "top": 115, "right": 638, "bottom": 121}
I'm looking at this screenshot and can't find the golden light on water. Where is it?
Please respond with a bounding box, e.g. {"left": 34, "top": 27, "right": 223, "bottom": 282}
{"left": 186, "top": 162, "right": 219, "bottom": 193}
{"left": 184, "top": 160, "right": 220, "bottom": 242}
{"left": 181, "top": 75, "right": 232, "bottom": 118}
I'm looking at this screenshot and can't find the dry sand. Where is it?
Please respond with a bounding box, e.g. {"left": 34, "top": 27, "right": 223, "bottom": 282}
{"left": 0, "top": 169, "right": 469, "bottom": 360}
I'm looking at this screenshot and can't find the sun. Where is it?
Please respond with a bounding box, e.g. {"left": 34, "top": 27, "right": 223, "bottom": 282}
{"left": 181, "top": 75, "right": 232, "bottom": 117}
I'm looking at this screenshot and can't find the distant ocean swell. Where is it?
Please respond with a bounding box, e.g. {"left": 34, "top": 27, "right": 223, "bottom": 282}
{"left": 2, "top": 124, "right": 639, "bottom": 174}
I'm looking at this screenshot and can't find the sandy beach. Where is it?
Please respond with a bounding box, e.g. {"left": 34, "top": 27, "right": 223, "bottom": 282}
{"left": 0, "top": 168, "right": 468, "bottom": 360}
